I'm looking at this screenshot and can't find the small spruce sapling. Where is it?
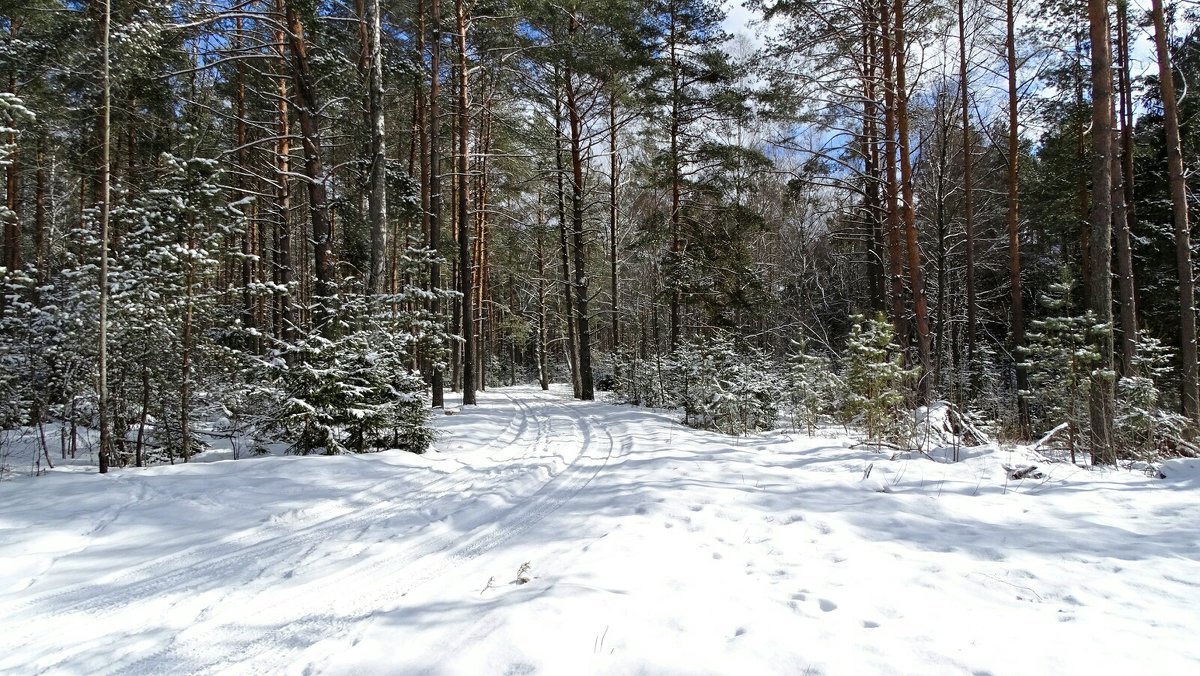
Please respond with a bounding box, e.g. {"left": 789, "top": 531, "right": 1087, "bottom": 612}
{"left": 842, "top": 313, "right": 915, "bottom": 447}
{"left": 785, "top": 340, "right": 842, "bottom": 435}
{"left": 1020, "top": 274, "right": 1099, "bottom": 463}
{"left": 1115, "top": 332, "right": 1188, "bottom": 459}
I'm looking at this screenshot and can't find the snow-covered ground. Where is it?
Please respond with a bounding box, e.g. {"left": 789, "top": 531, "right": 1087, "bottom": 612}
{"left": 1, "top": 386, "right": 1198, "bottom": 675}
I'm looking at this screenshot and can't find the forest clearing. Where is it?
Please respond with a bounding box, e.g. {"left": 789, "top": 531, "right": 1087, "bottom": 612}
{"left": 3, "top": 386, "right": 1199, "bottom": 674}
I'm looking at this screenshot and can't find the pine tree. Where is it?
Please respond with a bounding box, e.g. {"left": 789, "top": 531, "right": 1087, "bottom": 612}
{"left": 1021, "top": 274, "right": 1100, "bottom": 463}
{"left": 785, "top": 340, "right": 842, "bottom": 435}
{"left": 1115, "top": 332, "right": 1188, "bottom": 459}
{"left": 842, "top": 313, "right": 914, "bottom": 446}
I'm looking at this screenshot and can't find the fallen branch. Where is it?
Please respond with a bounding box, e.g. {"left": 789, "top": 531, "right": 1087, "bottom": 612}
{"left": 1032, "top": 423, "right": 1070, "bottom": 451}
{"left": 1003, "top": 464, "right": 1043, "bottom": 480}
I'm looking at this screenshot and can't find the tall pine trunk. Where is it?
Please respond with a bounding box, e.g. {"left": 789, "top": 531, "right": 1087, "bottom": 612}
{"left": 284, "top": 1, "right": 336, "bottom": 339}
{"left": 958, "top": 0, "right": 977, "bottom": 393}
{"left": 97, "top": 0, "right": 113, "bottom": 474}
{"left": 1151, "top": 0, "right": 1200, "bottom": 422}
{"left": 366, "top": 0, "right": 389, "bottom": 295}
{"left": 429, "top": 0, "right": 445, "bottom": 407}
{"left": 1006, "top": 0, "right": 1029, "bottom": 436}
{"left": 554, "top": 85, "right": 582, "bottom": 398}
{"left": 564, "top": 44, "right": 594, "bottom": 400}
{"left": 894, "top": 0, "right": 933, "bottom": 402}
{"left": 1086, "top": 0, "right": 1116, "bottom": 464}
{"left": 456, "top": 0, "right": 475, "bottom": 405}
{"left": 609, "top": 82, "right": 620, "bottom": 354}
{"left": 880, "top": 0, "right": 906, "bottom": 344}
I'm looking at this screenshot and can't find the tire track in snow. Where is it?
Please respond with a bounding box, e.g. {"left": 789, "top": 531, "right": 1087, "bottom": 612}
{"left": 0, "top": 393, "right": 536, "bottom": 668}
{"left": 111, "top": 390, "right": 621, "bottom": 676}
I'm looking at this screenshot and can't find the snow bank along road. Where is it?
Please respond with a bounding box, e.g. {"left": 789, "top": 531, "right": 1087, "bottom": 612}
{"left": 1, "top": 386, "right": 1199, "bottom": 675}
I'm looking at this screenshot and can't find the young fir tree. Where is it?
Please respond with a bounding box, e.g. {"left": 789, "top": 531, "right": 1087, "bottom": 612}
{"left": 785, "top": 340, "right": 842, "bottom": 436}
{"left": 254, "top": 245, "right": 451, "bottom": 456}
{"left": 1115, "top": 331, "right": 1188, "bottom": 459}
{"left": 1021, "top": 273, "right": 1101, "bottom": 462}
{"left": 842, "top": 313, "right": 914, "bottom": 446}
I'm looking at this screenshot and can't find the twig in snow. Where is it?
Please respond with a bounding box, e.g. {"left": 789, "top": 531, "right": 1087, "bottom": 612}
{"left": 973, "top": 572, "right": 1043, "bottom": 601}
{"left": 514, "top": 561, "right": 531, "bottom": 585}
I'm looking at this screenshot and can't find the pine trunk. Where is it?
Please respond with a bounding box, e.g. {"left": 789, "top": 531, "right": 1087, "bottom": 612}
{"left": 1151, "top": 0, "right": 1200, "bottom": 422}
{"left": 284, "top": 1, "right": 336, "bottom": 339}
{"left": 456, "top": 0, "right": 475, "bottom": 405}
{"left": 429, "top": 0, "right": 445, "bottom": 407}
{"left": 958, "top": 0, "right": 977, "bottom": 393}
{"left": 366, "top": 0, "right": 389, "bottom": 295}
{"left": 880, "top": 0, "right": 907, "bottom": 344}
{"left": 1086, "top": 0, "right": 1117, "bottom": 464}
{"left": 1006, "top": 0, "right": 1029, "bottom": 436}
{"left": 565, "top": 48, "right": 594, "bottom": 400}
{"left": 894, "top": 0, "right": 933, "bottom": 402}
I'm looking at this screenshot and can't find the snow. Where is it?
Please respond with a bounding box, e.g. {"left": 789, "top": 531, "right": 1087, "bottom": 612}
{"left": 2, "top": 385, "right": 1199, "bottom": 674}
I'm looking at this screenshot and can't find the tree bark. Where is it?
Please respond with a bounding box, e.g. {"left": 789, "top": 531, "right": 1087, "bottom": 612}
{"left": 609, "top": 81, "right": 620, "bottom": 354}
{"left": 668, "top": 6, "right": 683, "bottom": 351}
{"left": 429, "top": 0, "right": 445, "bottom": 407}
{"left": 98, "top": 0, "right": 112, "bottom": 474}
{"left": 1086, "top": 0, "right": 1116, "bottom": 464}
{"left": 366, "top": 0, "right": 389, "bottom": 295}
{"left": 456, "top": 0, "right": 475, "bottom": 405}
{"left": 34, "top": 142, "right": 45, "bottom": 281}
{"left": 536, "top": 200, "right": 550, "bottom": 391}
{"left": 863, "top": 14, "right": 885, "bottom": 313}
{"left": 554, "top": 83, "right": 582, "bottom": 398}
{"left": 564, "top": 42, "right": 594, "bottom": 400}
{"left": 284, "top": 1, "right": 336, "bottom": 339}
{"left": 958, "top": 0, "right": 977, "bottom": 393}
{"left": 235, "top": 18, "right": 256, "bottom": 347}
{"left": 1005, "top": 0, "right": 1029, "bottom": 436}
{"left": 894, "top": 0, "right": 933, "bottom": 402}
{"left": 879, "top": 0, "right": 907, "bottom": 344}
{"left": 1151, "top": 0, "right": 1200, "bottom": 422}
{"left": 273, "top": 24, "right": 295, "bottom": 346}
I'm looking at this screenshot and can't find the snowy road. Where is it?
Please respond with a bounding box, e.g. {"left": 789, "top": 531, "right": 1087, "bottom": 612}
{"left": 1, "top": 388, "right": 624, "bottom": 674}
{"left": 2, "top": 386, "right": 1199, "bottom": 675}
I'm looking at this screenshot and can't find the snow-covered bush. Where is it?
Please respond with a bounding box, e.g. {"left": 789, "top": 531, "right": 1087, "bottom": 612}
{"left": 252, "top": 251, "right": 449, "bottom": 456}
{"left": 263, "top": 328, "right": 430, "bottom": 455}
{"left": 705, "top": 344, "right": 781, "bottom": 435}
{"left": 1115, "top": 332, "right": 1188, "bottom": 459}
{"left": 615, "top": 335, "right": 780, "bottom": 436}
{"left": 1020, "top": 275, "right": 1100, "bottom": 461}
{"left": 612, "top": 348, "right": 669, "bottom": 408}
{"left": 841, "top": 313, "right": 914, "bottom": 445}
{"left": 784, "top": 340, "right": 842, "bottom": 435}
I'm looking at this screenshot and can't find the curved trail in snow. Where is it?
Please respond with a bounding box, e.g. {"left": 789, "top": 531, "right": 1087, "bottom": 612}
{"left": 1, "top": 396, "right": 533, "bottom": 625}
{"left": 3, "top": 387, "right": 623, "bottom": 675}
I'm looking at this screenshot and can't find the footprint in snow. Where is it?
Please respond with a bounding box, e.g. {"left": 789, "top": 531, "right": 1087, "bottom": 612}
{"left": 818, "top": 599, "right": 838, "bottom": 612}
{"left": 862, "top": 620, "right": 880, "bottom": 629}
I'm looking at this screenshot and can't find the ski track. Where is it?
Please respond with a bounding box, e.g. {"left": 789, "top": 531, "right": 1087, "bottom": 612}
{"left": 1, "top": 391, "right": 538, "bottom": 672}
{"left": 4, "top": 391, "right": 533, "bottom": 621}
{"left": 189, "top": 391, "right": 622, "bottom": 676}
{"left": 10, "top": 388, "right": 621, "bottom": 675}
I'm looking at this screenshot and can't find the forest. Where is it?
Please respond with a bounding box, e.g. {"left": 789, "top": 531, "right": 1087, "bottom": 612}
{"left": 2, "top": 0, "right": 1199, "bottom": 472}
